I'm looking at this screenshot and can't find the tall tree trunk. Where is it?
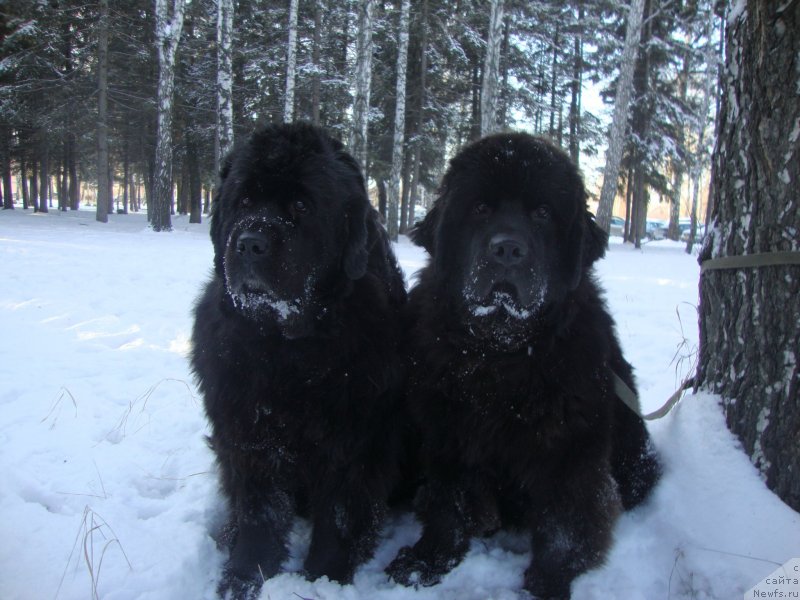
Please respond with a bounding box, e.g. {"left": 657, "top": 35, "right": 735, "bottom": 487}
{"left": 548, "top": 22, "right": 560, "bottom": 139}
{"left": 631, "top": 164, "right": 647, "bottom": 248}
{"left": 283, "top": 0, "right": 299, "bottom": 123}
{"left": 668, "top": 47, "right": 692, "bottom": 241}
{"left": 497, "top": 13, "right": 510, "bottom": 128}
{"left": 399, "top": 153, "right": 412, "bottom": 233}
{"left": 152, "top": 0, "right": 185, "bottom": 232}
{"left": 595, "top": 0, "right": 646, "bottom": 231}
{"left": 387, "top": 0, "right": 410, "bottom": 241}
{"left": 39, "top": 137, "right": 49, "bottom": 213}
{"left": 629, "top": 0, "right": 653, "bottom": 250}
{"left": 350, "top": 0, "right": 375, "bottom": 172}
{"left": 68, "top": 132, "right": 79, "bottom": 210}
{"left": 623, "top": 168, "right": 633, "bottom": 242}
{"left": 697, "top": 0, "right": 800, "bottom": 511}
{"left": 58, "top": 152, "right": 67, "bottom": 211}
{"left": 405, "top": 0, "right": 428, "bottom": 233}
{"left": 686, "top": 3, "right": 718, "bottom": 255}
{"left": 568, "top": 1, "right": 584, "bottom": 166}
{"left": 1, "top": 126, "right": 12, "bottom": 209}
{"left": 216, "top": 0, "right": 234, "bottom": 172}
{"left": 311, "top": 2, "right": 323, "bottom": 124}
{"left": 121, "top": 138, "right": 130, "bottom": 214}
{"left": 480, "top": 0, "right": 504, "bottom": 136}
{"left": 177, "top": 160, "right": 189, "bottom": 214}
{"left": 96, "top": 0, "right": 110, "bottom": 223}
{"left": 20, "top": 156, "right": 29, "bottom": 209}
{"left": 470, "top": 60, "right": 481, "bottom": 140}
{"left": 30, "top": 159, "right": 38, "bottom": 212}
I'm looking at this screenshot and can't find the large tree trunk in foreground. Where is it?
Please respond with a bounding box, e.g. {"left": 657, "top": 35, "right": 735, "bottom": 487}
{"left": 697, "top": 0, "right": 800, "bottom": 511}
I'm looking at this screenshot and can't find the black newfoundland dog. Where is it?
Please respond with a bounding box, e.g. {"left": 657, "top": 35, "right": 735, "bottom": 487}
{"left": 386, "top": 132, "right": 660, "bottom": 599}
{"left": 191, "top": 123, "right": 406, "bottom": 598}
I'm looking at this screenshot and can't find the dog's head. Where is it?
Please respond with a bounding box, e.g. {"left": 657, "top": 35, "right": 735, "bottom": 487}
{"left": 210, "top": 122, "right": 370, "bottom": 338}
{"left": 412, "top": 132, "right": 607, "bottom": 349}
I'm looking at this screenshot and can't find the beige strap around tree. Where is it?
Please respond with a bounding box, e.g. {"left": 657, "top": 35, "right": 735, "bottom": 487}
{"left": 614, "top": 249, "right": 800, "bottom": 420}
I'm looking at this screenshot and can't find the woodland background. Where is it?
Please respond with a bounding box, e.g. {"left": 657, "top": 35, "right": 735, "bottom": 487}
{"left": 0, "top": 0, "right": 720, "bottom": 244}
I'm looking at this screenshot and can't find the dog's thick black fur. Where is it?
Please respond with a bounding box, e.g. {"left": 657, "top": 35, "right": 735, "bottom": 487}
{"left": 191, "top": 123, "right": 407, "bottom": 599}
{"left": 386, "top": 133, "right": 660, "bottom": 599}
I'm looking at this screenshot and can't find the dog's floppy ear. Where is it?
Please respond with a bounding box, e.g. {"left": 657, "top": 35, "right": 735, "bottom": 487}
{"left": 343, "top": 198, "right": 369, "bottom": 280}
{"left": 582, "top": 211, "right": 608, "bottom": 266}
{"left": 565, "top": 189, "right": 608, "bottom": 289}
{"left": 210, "top": 153, "right": 234, "bottom": 276}
{"left": 335, "top": 149, "right": 370, "bottom": 280}
{"left": 409, "top": 198, "right": 443, "bottom": 255}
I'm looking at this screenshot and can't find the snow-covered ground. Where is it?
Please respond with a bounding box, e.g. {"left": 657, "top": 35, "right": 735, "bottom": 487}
{"left": 1, "top": 208, "right": 797, "bottom": 600}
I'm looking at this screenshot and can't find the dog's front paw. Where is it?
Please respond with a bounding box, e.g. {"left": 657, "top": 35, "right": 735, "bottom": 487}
{"left": 217, "top": 568, "right": 263, "bottom": 600}
{"left": 386, "top": 545, "right": 453, "bottom": 587}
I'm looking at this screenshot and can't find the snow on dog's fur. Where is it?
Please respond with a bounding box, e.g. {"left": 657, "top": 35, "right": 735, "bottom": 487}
{"left": 387, "top": 133, "right": 661, "bottom": 599}
{"left": 191, "top": 122, "right": 407, "bottom": 599}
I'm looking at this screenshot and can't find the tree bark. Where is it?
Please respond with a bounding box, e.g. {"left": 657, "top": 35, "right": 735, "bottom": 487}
{"left": 1, "top": 126, "right": 13, "bottom": 209}
{"left": 568, "top": 1, "right": 584, "bottom": 167}
{"left": 96, "top": 0, "right": 110, "bottom": 223}
{"left": 548, "top": 21, "right": 560, "bottom": 140}
{"left": 20, "top": 156, "right": 29, "bottom": 209}
{"left": 387, "top": 0, "right": 410, "bottom": 241}
{"left": 686, "top": 3, "right": 718, "bottom": 255}
{"left": 668, "top": 46, "right": 692, "bottom": 241}
{"left": 216, "top": 0, "right": 234, "bottom": 172}
{"left": 311, "top": 2, "right": 323, "bottom": 125}
{"left": 152, "top": 0, "right": 185, "bottom": 232}
{"left": 188, "top": 132, "right": 202, "bottom": 223}
{"left": 283, "top": 0, "right": 299, "bottom": 123}
{"left": 350, "top": 0, "right": 375, "bottom": 172}
{"left": 30, "top": 159, "right": 38, "bottom": 212}
{"left": 480, "top": 0, "right": 505, "bottom": 136}
{"left": 596, "top": 0, "right": 646, "bottom": 232}
{"left": 405, "top": 0, "right": 428, "bottom": 233}
{"left": 39, "top": 136, "right": 49, "bottom": 213}
{"left": 697, "top": 0, "right": 800, "bottom": 511}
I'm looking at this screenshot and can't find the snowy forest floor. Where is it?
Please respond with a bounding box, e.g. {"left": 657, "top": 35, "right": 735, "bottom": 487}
{"left": 1, "top": 208, "right": 798, "bottom": 600}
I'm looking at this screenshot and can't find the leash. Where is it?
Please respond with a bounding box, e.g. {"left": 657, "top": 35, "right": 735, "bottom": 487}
{"left": 613, "top": 248, "right": 800, "bottom": 420}
{"left": 612, "top": 372, "right": 693, "bottom": 421}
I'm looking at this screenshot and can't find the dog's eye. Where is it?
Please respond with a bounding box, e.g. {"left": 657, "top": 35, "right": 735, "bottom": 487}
{"left": 533, "top": 205, "right": 551, "bottom": 220}
{"left": 474, "top": 203, "right": 491, "bottom": 217}
{"left": 241, "top": 197, "right": 251, "bottom": 207}
{"left": 293, "top": 200, "right": 308, "bottom": 215}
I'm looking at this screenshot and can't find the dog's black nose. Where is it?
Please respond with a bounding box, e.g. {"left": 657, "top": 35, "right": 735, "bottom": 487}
{"left": 236, "top": 231, "right": 269, "bottom": 261}
{"left": 489, "top": 234, "right": 528, "bottom": 267}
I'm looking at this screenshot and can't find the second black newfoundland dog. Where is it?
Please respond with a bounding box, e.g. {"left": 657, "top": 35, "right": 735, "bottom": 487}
{"left": 191, "top": 123, "right": 406, "bottom": 598}
{"left": 386, "top": 133, "right": 660, "bottom": 599}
